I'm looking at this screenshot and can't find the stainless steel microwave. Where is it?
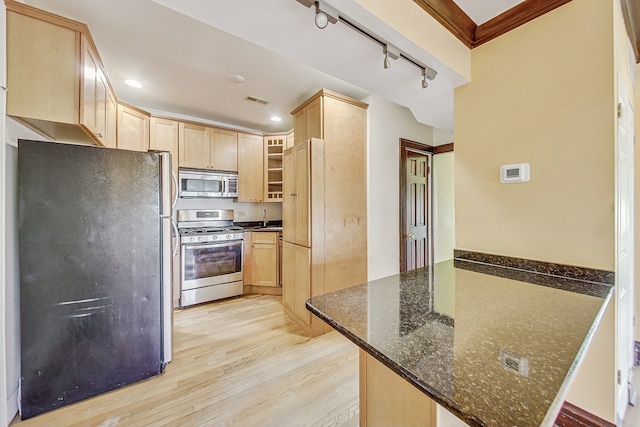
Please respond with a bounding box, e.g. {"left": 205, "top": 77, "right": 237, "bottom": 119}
{"left": 179, "top": 170, "right": 238, "bottom": 198}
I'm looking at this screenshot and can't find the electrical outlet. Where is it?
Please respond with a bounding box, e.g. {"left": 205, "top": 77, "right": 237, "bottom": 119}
{"left": 499, "top": 349, "right": 529, "bottom": 377}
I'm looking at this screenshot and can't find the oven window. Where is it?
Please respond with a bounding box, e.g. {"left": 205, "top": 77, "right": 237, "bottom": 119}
{"left": 183, "top": 242, "right": 242, "bottom": 281}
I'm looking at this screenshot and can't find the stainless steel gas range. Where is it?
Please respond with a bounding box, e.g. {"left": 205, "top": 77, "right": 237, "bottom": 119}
{"left": 177, "top": 209, "right": 243, "bottom": 307}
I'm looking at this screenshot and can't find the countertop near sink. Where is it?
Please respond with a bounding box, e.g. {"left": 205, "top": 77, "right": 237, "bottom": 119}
{"left": 235, "top": 220, "right": 282, "bottom": 232}
{"left": 248, "top": 226, "right": 283, "bottom": 232}
{"left": 306, "top": 259, "right": 613, "bottom": 427}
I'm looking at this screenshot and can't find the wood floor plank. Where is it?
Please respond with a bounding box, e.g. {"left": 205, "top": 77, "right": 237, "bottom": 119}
{"left": 11, "top": 295, "right": 359, "bottom": 427}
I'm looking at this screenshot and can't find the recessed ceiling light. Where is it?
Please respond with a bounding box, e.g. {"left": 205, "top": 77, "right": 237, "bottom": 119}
{"left": 270, "top": 116, "right": 282, "bottom": 122}
{"left": 124, "top": 79, "right": 143, "bottom": 89}
{"left": 230, "top": 74, "right": 245, "bottom": 83}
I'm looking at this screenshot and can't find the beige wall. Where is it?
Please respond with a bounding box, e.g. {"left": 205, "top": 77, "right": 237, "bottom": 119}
{"left": 365, "top": 95, "right": 436, "bottom": 280}
{"left": 434, "top": 152, "right": 455, "bottom": 263}
{"left": 454, "top": 0, "right": 615, "bottom": 271}
{"left": 454, "top": 0, "right": 620, "bottom": 422}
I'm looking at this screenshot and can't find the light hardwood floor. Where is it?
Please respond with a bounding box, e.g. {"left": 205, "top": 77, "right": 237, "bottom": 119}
{"left": 11, "top": 295, "right": 359, "bottom": 427}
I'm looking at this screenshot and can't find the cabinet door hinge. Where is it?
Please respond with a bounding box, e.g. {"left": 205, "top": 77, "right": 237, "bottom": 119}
{"left": 618, "top": 369, "right": 622, "bottom": 385}
{"left": 618, "top": 103, "right": 623, "bottom": 119}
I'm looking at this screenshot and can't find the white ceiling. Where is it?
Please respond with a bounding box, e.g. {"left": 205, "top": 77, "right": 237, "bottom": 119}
{"left": 24, "top": 0, "right": 522, "bottom": 135}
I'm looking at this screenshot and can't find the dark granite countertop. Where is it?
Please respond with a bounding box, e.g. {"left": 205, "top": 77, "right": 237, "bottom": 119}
{"left": 306, "top": 260, "right": 613, "bottom": 427}
{"left": 235, "top": 220, "right": 282, "bottom": 231}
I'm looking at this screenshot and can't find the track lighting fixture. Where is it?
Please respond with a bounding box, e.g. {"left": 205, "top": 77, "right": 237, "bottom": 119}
{"left": 315, "top": 1, "right": 339, "bottom": 29}
{"left": 382, "top": 44, "right": 399, "bottom": 69}
{"left": 424, "top": 66, "right": 438, "bottom": 81}
{"left": 295, "top": 0, "right": 438, "bottom": 88}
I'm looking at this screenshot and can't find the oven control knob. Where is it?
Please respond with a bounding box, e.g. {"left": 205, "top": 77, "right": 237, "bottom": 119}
{"left": 227, "top": 234, "right": 232, "bottom": 240}
{"left": 198, "top": 237, "right": 203, "bottom": 242}
{"left": 213, "top": 235, "right": 218, "bottom": 241}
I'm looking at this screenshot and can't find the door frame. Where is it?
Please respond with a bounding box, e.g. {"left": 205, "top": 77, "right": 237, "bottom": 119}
{"left": 615, "top": 73, "right": 635, "bottom": 424}
{"left": 399, "top": 138, "right": 433, "bottom": 272}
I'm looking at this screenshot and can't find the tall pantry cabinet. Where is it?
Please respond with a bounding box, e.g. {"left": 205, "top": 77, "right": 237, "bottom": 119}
{"left": 282, "top": 89, "right": 368, "bottom": 337}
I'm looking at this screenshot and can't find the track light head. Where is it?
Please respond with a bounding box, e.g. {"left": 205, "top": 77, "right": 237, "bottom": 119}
{"left": 315, "top": 10, "right": 329, "bottom": 28}
{"left": 382, "top": 44, "right": 398, "bottom": 69}
{"left": 421, "top": 68, "right": 429, "bottom": 88}
{"left": 314, "top": 1, "right": 339, "bottom": 29}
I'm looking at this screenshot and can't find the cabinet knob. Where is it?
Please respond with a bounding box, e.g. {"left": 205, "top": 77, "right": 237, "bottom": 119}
{"left": 95, "top": 133, "right": 103, "bottom": 138}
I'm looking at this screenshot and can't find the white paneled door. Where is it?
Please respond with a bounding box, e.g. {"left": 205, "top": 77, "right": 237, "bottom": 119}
{"left": 616, "top": 77, "right": 634, "bottom": 424}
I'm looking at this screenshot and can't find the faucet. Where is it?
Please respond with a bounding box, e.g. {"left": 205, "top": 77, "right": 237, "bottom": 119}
{"left": 262, "top": 208, "right": 268, "bottom": 228}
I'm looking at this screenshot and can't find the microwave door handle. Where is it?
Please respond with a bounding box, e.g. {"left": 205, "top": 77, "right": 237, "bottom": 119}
{"left": 222, "top": 179, "right": 226, "bottom": 196}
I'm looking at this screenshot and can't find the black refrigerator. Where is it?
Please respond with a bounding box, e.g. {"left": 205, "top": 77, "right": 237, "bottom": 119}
{"left": 18, "top": 140, "right": 174, "bottom": 419}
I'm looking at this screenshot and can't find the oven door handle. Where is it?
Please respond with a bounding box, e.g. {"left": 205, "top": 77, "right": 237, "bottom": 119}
{"left": 182, "top": 241, "right": 243, "bottom": 251}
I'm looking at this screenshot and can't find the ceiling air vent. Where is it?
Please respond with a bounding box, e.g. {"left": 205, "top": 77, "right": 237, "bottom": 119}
{"left": 245, "top": 96, "right": 269, "bottom": 106}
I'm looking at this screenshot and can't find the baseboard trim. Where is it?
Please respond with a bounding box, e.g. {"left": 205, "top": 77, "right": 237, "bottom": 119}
{"left": 554, "top": 401, "right": 616, "bottom": 427}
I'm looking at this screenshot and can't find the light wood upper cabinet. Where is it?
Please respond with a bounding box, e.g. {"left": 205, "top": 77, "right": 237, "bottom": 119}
{"left": 117, "top": 103, "right": 150, "bottom": 152}
{"left": 6, "top": 4, "right": 113, "bottom": 146}
{"left": 264, "top": 135, "right": 285, "bottom": 202}
{"left": 283, "top": 141, "right": 311, "bottom": 247}
{"left": 291, "top": 95, "right": 322, "bottom": 145}
{"left": 285, "top": 131, "right": 295, "bottom": 150}
{"left": 237, "top": 133, "right": 264, "bottom": 202}
{"left": 150, "top": 117, "right": 180, "bottom": 183}
{"left": 105, "top": 90, "right": 117, "bottom": 149}
{"left": 179, "top": 122, "right": 209, "bottom": 169}
{"left": 178, "top": 124, "right": 237, "bottom": 171}
{"left": 80, "top": 35, "right": 111, "bottom": 146}
{"left": 210, "top": 128, "right": 238, "bottom": 172}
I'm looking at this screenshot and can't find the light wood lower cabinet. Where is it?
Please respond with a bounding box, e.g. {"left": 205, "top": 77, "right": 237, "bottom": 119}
{"left": 251, "top": 232, "right": 279, "bottom": 287}
{"left": 359, "top": 350, "right": 437, "bottom": 427}
{"left": 282, "top": 241, "right": 311, "bottom": 327}
{"left": 244, "top": 231, "right": 282, "bottom": 296}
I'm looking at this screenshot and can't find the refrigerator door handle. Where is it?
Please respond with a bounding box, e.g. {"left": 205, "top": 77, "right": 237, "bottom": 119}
{"left": 171, "top": 170, "right": 179, "bottom": 211}
{"left": 158, "top": 152, "right": 173, "bottom": 366}
{"left": 172, "top": 220, "right": 179, "bottom": 257}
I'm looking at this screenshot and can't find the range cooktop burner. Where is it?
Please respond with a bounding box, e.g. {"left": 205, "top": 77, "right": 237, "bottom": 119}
{"left": 179, "top": 226, "right": 244, "bottom": 236}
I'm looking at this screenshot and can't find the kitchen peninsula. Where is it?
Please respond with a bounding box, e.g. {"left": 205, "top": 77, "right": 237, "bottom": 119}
{"left": 306, "top": 254, "right": 613, "bottom": 427}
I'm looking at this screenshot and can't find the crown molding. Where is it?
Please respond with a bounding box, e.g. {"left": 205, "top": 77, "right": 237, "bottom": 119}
{"left": 620, "top": 0, "right": 640, "bottom": 63}
{"left": 413, "top": 0, "right": 474, "bottom": 48}
{"left": 414, "top": 0, "right": 574, "bottom": 49}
